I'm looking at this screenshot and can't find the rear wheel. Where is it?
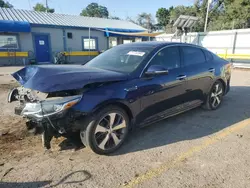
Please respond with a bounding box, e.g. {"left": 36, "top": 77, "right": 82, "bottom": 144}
{"left": 203, "top": 81, "right": 224, "bottom": 110}
{"left": 80, "top": 106, "right": 129, "bottom": 155}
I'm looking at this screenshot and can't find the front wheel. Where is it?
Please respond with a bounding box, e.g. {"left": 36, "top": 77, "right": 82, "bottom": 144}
{"left": 80, "top": 106, "right": 130, "bottom": 155}
{"left": 203, "top": 81, "right": 224, "bottom": 110}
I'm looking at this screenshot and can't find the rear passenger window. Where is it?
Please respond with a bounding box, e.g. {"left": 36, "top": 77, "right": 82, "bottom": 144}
{"left": 182, "top": 46, "right": 206, "bottom": 66}
{"left": 203, "top": 50, "right": 213, "bottom": 62}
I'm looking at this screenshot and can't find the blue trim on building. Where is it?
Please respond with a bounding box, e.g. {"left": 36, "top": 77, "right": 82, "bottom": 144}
{"left": 31, "top": 23, "right": 146, "bottom": 33}
{"left": 0, "top": 20, "right": 31, "bottom": 32}
{"left": 106, "top": 33, "right": 148, "bottom": 38}
{"left": 104, "top": 28, "right": 147, "bottom": 38}
{"left": 105, "top": 28, "right": 110, "bottom": 37}
{"left": 82, "top": 36, "right": 99, "bottom": 51}
{"left": 106, "top": 28, "right": 145, "bottom": 32}
{"left": 31, "top": 24, "right": 100, "bottom": 30}
{"left": 32, "top": 32, "right": 52, "bottom": 63}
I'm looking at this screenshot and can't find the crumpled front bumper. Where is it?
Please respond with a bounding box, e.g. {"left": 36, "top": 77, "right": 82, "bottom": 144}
{"left": 14, "top": 104, "right": 89, "bottom": 149}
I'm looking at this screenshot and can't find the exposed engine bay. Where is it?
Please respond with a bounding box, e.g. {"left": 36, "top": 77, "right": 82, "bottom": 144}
{"left": 8, "top": 87, "right": 47, "bottom": 115}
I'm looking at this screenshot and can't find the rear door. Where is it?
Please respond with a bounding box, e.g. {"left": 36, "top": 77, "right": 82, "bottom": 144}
{"left": 180, "top": 46, "right": 214, "bottom": 102}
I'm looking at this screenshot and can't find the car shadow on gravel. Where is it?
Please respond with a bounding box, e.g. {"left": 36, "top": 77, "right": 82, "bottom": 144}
{"left": 111, "top": 86, "right": 250, "bottom": 156}
{"left": 58, "top": 137, "right": 85, "bottom": 151}
{"left": 0, "top": 171, "right": 91, "bottom": 188}
{"left": 0, "top": 181, "right": 52, "bottom": 188}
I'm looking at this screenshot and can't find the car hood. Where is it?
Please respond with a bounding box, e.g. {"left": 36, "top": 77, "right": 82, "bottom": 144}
{"left": 12, "top": 65, "right": 128, "bottom": 93}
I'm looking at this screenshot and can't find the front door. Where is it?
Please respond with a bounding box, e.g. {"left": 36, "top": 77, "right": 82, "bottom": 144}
{"left": 34, "top": 34, "right": 50, "bottom": 63}
{"left": 136, "top": 46, "right": 187, "bottom": 124}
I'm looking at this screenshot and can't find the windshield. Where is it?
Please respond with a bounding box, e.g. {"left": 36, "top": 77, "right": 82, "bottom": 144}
{"left": 84, "top": 45, "right": 153, "bottom": 73}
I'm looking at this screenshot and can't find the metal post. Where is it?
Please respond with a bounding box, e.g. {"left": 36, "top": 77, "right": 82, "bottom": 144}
{"left": 197, "top": 33, "right": 200, "bottom": 45}
{"left": 224, "top": 49, "right": 228, "bottom": 59}
{"left": 184, "top": 28, "right": 188, "bottom": 43}
{"left": 229, "top": 32, "right": 238, "bottom": 63}
{"left": 232, "top": 32, "right": 237, "bottom": 54}
{"left": 89, "top": 27, "right": 91, "bottom": 60}
{"left": 204, "top": 0, "right": 212, "bottom": 32}
{"left": 45, "top": 0, "right": 48, "bottom": 13}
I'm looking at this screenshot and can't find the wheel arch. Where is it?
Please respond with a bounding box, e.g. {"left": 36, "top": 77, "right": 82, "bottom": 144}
{"left": 204, "top": 78, "right": 227, "bottom": 101}
{"left": 92, "top": 100, "right": 134, "bottom": 121}
{"left": 216, "top": 78, "right": 226, "bottom": 94}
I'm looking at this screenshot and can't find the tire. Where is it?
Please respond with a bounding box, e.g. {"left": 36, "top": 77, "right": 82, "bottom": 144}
{"left": 203, "top": 80, "right": 224, "bottom": 110}
{"left": 80, "top": 105, "right": 130, "bottom": 155}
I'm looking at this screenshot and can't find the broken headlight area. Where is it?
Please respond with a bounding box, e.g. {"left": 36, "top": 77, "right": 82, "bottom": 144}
{"left": 20, "top": 95, "right": 82, "bottom": 119}
{"left": 12, "top": 93, "right": 84, "bottom": 150}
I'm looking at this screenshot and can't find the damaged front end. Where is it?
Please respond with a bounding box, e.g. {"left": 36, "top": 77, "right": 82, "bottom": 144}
{"left": 8, "top": 65, "right": 128, "bottom": 150}
{"left": 8, "top": 87, "right": 84, "bottom": 149}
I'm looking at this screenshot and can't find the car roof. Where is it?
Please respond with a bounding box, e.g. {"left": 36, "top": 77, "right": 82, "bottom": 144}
{"left": 121, "top": 41, "right": 204, "bottom": 49}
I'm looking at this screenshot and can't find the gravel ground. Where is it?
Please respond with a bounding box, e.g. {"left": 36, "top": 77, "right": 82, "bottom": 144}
{"left": 0, "top": 67, "right": 250, "bottom": 188}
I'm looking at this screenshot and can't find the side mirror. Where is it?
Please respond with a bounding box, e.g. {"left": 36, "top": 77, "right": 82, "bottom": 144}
{"left": 145, "top": 65, "right": 168, "bottom": 76}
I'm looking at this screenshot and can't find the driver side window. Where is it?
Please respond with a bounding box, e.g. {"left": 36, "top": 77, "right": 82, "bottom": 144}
{"left": 150, "top": 46, "right": 181, "bottom": 70}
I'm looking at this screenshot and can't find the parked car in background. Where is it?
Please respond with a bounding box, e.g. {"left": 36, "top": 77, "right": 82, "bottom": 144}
{"left": 8, "top": 42, "right": 231, "bottom": 155}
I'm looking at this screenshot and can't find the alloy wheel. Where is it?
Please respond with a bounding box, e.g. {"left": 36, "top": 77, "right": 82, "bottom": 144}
{"left": 94, "top": 113, "right": 127, "bottom": 150}
{"left": 210, "top": 83, "right": 223, "bottom": 108}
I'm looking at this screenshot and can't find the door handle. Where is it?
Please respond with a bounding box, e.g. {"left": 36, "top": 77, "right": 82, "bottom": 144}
{"left": 124, "top": 86, "right": 138, "bottom": 92}
{"left": 176, "top": 75, "right": 187, "bottom": 80}
{"left": 208, "top": 68, "right": 215, "bottom": 73}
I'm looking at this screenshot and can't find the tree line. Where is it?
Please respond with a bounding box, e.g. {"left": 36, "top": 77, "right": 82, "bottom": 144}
{"left": 156, "top": 0, "right": 250, "bottom": 32}
{"left": 135, "top": 0, "right": 250, "bottom": 32}
{"left": 1, "top": 0, "right": 250, "bottom": 32}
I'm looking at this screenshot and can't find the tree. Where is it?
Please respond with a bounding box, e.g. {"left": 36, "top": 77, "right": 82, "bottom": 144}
{"left": 163, "top": 0, "right": 227, "bottom": 32}
{"left": 109, "top": 16, "right": 120, "bottom": 20}
{"left": 211, "top": 0, "right": 250, "bottom": 30}
{"left": 192, "top": 0, "right": 224, "bottom": 31}
{"left": 80, "top": 3, "right": 109, "bottom": 18}
{"left": 169, "top": 5, "right": 197, "bottom": 22}
{"left": 156, "top": 7, "right": 173, "bottom": 30}
{"left": 126, "top": 17, "right": 137, "bottom": 24}
{"left": 33, "top": 3, "right": 55, "bottom": 13}
{"left": 196, "top": 0, "right": 250, "bottom": 31}
{"left": 0, "top": 0, "right": 13, "bottom": 8}
{"left": 136, "top": 13, "right": 155, "bottom": 31}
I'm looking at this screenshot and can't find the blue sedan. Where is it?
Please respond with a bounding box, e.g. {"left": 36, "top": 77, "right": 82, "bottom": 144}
{"left": 9, "top": 42, "right": 231, "bottom": 155}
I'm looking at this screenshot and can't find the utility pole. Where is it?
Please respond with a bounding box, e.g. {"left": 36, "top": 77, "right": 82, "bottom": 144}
{"left": 45, "top": 0, "right": 48, "bottom": 13}
{"left": 204, "top": 0, "right": 212, "bottom": 32}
